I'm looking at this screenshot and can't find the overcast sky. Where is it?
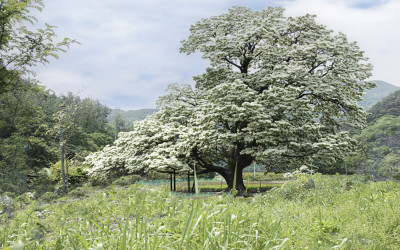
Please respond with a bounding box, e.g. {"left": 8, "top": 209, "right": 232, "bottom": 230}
{"left": 34, "top": 0, "right": 400, "bottom": 110}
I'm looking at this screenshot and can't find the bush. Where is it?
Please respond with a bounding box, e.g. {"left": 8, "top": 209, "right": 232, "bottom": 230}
{"left": 68, "top": 187, "right": 88, "bottom": 198}
{"left": 2, "top": 192, "right": 17, "bottom": 198}
{"left": 50, "top": 162, "right": 88, "bottom": 187}
{"left": 0, "top": 174, "right": 29, "bottom": 195}
{"left": 68, "top": 168, "right": 89, "bottom": 186}
{"left": 146, "top": 171, "right": 170, "bottom": 180}
{"left": 40, "top": 192, "right": 58, "bottom": 202}
{"left": 34, "top": 168, "right": 55, "bottom": 196}
{"left": 112, "top": 175, "right": 141, "bottom": 186}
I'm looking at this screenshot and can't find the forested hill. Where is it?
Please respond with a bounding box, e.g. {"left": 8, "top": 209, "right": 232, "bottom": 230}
{"left": 344, "top": 87, "right": 400, "bottom": 180}
{"left": 360, "top": 80, "right": 400, "bottom": 110}
{"left": 107, "top": 108, "right": 158, "bottom": 124}
{"left": 367, "top": 89, "right": 400, "bottom": 123}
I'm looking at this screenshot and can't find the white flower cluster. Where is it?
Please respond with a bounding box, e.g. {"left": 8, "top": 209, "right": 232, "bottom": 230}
{"left": 283, "top": 165, "right": 315, "bottom": 180}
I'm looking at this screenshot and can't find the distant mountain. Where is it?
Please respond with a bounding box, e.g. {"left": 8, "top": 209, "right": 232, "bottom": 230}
{"left": 367, "top": 89, "right": 400, "bottom": 123}
{"left": 360, "top": 80, "right": 400, "bottom": 111}
{"left": 108, "top": 108, "right": 158, "bottom": 124}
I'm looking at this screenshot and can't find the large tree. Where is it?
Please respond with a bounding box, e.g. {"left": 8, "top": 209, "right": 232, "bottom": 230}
{"left": 87, "top": 7, "right": 373, "bottom": 193}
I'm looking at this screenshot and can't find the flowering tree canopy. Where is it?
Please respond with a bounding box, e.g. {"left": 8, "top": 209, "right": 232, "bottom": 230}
{"left": 86, "top": 7, "right": 374, "bottom": 192}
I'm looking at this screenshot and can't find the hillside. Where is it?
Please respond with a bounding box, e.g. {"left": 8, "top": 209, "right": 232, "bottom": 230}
{"left": 107, "top": 108, "right": 158, "bottom": 124}
{"left": 360, "top": 80, "right": 400, "bottom": 110}
{"left": 345, "top": 90, "right": 400, "bottom": 180}
{"left": 367, "top": 89, "right": 400, "bottom": 123}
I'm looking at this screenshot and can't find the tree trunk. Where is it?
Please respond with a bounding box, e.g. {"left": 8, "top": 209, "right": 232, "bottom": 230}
{"left": 60, "top": 127, "right": 66, "bottom": 191}
{"left": 219, "top": 167, "right": 246, "bottom": 194}
{"left": 65, "top": 150, "right": 69, "bottom": 189}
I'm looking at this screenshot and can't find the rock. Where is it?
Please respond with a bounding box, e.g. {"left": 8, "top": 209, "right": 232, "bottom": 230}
{"left": 0, "top": 195, "right": 14, "bottom": 218}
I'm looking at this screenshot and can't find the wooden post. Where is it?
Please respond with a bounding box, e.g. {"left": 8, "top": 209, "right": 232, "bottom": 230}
{"left": 170, "top": 173, "right": 172, "bottom": 191}
{"left": 187, "top": 171, "right": 190, "bottom": 193}
{"left": 253, "top": 162, "right": 256, "bottom": 179}
{"left": 173, "top": 169, "right": 176, "bottom": 191}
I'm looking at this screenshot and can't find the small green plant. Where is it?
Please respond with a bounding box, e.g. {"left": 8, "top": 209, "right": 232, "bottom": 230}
{"left": 68, "top": 187, "right": 88, "bottom": 198}
{"left": 39, "top": 192, "right": 58, "bottom": 202}
{"left": 112, "top": 175, "right": 141, "bottom": 186}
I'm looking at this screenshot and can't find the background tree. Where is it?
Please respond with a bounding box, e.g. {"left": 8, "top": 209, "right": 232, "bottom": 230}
{"left": 0, "top": 0, "right": 76, "bottom": 95}
{"left": 87, "top": 7, "right": 374, "bottom": 193}
{"left": 0, "top": 87, "right": 113, "bottom": 194}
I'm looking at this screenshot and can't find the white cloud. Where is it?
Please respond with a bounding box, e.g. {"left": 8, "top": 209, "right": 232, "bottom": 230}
{"left": 34, "top": 0, "right": 400, "bottom": 110}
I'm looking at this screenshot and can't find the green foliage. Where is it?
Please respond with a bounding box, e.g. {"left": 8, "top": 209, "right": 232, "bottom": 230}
{"left": 68, "top": 168, "right": 89, "bottom": 187}
{"left": 50, "top": 161, "right": 88, "bottom": 187}
{"left": 242, "top": 172, "right": 285, "bottom": 181}
{"left": 68, "top": 187, "right": 88, "bottom": 198}
{"left": 2, "top": 176, "right": 400, "bottom": 249}
{"left": 0, "top": 0, "right": 77, "bottom": 95}
{"left": 367, "top": 89, "right": 400, "bottom": 123}
{"left": 346, "top": 115, "right": 400, "bottom": 179}
{"left": 197, "top": 183, "right": 281, "bottom": 193}
{"left": 145, "top": 171, "right": 170, "bottom": 180}
{"left": 0, "top": 85, "right": 113, "bottom": 194}
{"left": 26, "top": 137, "right": 58, "bottom": 169}
{"left": 32, "top": 168, "right": 55, "bottom": 196}
{"left": 112, "top": 175, "right": 141, "bottom": 186}
{"left": 86, "top": 132, "right": 114, "bottom": 151}
{"left": 39, "top": 192, "right": 58, "bottom": 202}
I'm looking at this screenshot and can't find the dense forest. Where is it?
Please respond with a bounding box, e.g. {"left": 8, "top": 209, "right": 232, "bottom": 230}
{"left": 349, "top": 90, "right": 400, "bottom": 179}
{"left": 0, "top": 82, "right": 115, "bottom": 194}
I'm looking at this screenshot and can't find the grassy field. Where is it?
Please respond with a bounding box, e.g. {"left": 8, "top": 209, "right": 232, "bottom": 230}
{"left": 1, "top": 174, "right": 400, "bottom": 249}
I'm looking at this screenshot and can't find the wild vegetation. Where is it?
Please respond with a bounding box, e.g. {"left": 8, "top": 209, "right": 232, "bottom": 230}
{"left": 0, "top": 0, "right": 111, "bottom": 196}
{"left": 1, "top": 2, "right": 400, "bottom": 249}
{"left": 2, "top": 175, "right": 400, "bottom": 249}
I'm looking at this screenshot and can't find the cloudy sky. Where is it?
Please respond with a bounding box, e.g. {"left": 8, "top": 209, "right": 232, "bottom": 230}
{"left": 34, "top": 0, "right": 400, "bottom": 110}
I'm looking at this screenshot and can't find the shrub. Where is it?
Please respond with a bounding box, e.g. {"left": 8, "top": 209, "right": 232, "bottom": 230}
{"left": 68, "top": 168, "right": 89, "bottom": 186}
{"left": 34, "top": 168, "right": 55, "bottom": 196}
{"left": 50, "top": 162, "right": 88, "bottom": 187}
{"left": 112, "top": 175, "right": 141, "bottom": 186}
{"left": 68, "top": 187, "right": 88, "bottom": 198}
{"left": 40, "top": 192, "right": 58, "bottom": 202}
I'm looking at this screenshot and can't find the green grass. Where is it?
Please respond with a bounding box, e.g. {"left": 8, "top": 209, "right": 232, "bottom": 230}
{"left": 242, "top": 172, "right": 285, "bottom": 181}
{"left": 1, "top": 175, "right": 400, "bottom": 249}
{"left": 192, "top": 183, "right": 282, "bottom": 193}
